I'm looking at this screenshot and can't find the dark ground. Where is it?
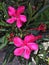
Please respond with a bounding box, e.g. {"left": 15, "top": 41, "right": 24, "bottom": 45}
{"left": 0, "top": 50, "right": 21, "bottom": 65}
{"left": 0, "top": 51, "right": 36, "bottom": 65}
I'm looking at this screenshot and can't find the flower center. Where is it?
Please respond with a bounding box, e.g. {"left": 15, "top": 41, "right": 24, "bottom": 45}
{"left": 23, "top": 41, "right": 27, "bottom": 46}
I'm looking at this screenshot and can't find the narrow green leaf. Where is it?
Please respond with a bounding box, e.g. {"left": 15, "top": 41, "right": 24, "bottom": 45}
{"left": 9, "top": 42, "right": 13, "bottom": 44}
{"left": 3, "top": 45, "right": 15, "bottom": 65}
{"left": 26, "top": 3, "right": 33, "bottom": 25}
{"left": 0, "top": 20, "right": 11, "bottom": 26}
{"left": 2, "top": 60, "right": 7, "bottom": 65}
{"left": 48, "top": 58, "right": 49, "bottom": 64}
{"left": 28, "top": 3, "right": 32, "bottom": 17}
{"left": 2, "top": 2, "right": 8, "bottom": 19}
{"left": 0, "top": 35, "right": 8, "bottom": 50}
{"left": 35, "top": 56, "right": 39, "bottom": 65}
{"left": 0, "top": 3, "right": 2, "bottom": 10}
{"left": 28, "top": 62, "right": 32, "bottom": 65}
{"left": 32, "top": 5, "right": 49, "bottom": 20}
{"left": 9, "top": 54, "right": 15, "bottom": 62}
{"left": 27, "top": 30, "right": 39, "bottom": 35}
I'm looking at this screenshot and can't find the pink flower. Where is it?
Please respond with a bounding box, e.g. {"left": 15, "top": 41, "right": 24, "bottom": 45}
{"left": 13, "top": 34, "right": 38, "bottom": 59}
{"left": 35, "top": 35, "right": 42, "bottom": 40}
{"left": 6, "top": 6, "right": 27, "bottom": 28}
{"left": 37, "top": 23, "right": 46, "bottom": 32}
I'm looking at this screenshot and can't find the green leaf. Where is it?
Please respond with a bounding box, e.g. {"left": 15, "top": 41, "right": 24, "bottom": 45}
{"left": 35, "top": 56, "right": 39, "bottom": 65}
{"left": 2, "top": 2, "right": 9, "bottom": 19}
{"left": 32, "top": 5, "right": 49, "bottom": 20}
{"left": 0, "top": 29, "right": 7, "bottom": 31}
{"left": 2, "top": 60, "right": 7, "bottom": 65}
{"left": 9, "top": 42, "right": 13, "bottom": 44}
{"left": 28, "top": 62, "right": 32, "bottom": 65}
{"left": 28, "top": 3, "right": 32, "bottom": 17}
{"left": 0, "top": 3, "right": 2, "bottom": 10}
{"left": 0, "top": 35, "right": 8, "bottom": 50}
{"left": 26, "top": 3, "right": 33, "bottom": 25}
{"left": 27, "top": 30, "right": 39, "bottom": 35}
{"left": 48, "top": 58, "right": 49, "bottom": 64}
{"left": 3, "top": 45, "right": 15, "bottom": 65}
{"left": 9, "top": 54, "right": 15, "bottom": 62}
{"left": 0, "top": 20, "right": 11, "bottom": 26}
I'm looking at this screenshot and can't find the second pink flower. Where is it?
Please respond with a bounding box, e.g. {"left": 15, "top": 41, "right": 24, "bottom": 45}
{"left": 6, "top": 6, "right": 27, "bottom": 28}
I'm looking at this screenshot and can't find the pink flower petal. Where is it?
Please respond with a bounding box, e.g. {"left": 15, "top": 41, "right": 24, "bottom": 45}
{"left": 16, "top": 19, "right": 23, "bottom": 28}
{"left": 27, "top": 43, "right": 38, "bottom": 51}
{"left": 8, "top": 6, "right": 16, "bottom": 16}
{"left": 20, "top": 15, "right": 27, "bottom": 22}
{"left": 13, "top": 37, "right": 23, "bottom": 47}
{"left": 37, "top": 23, "right": 46, "bottom": 32}
{"left": 6, "top": 17, "right": 16, "bottom": 24}
{"left": 24, "top": 34, "right": 36, "bottom": 43}
{"left": 17, "top": 6, "right": 25, "bottom": 14}
{"left": 23, "top": 46, "right": 31, "bottom": 59}
{"left": 14, "top": 47, "right": 24, "bottom": 56}
{"left": 35, "top": 35, "right": 42, "bottom": 40}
